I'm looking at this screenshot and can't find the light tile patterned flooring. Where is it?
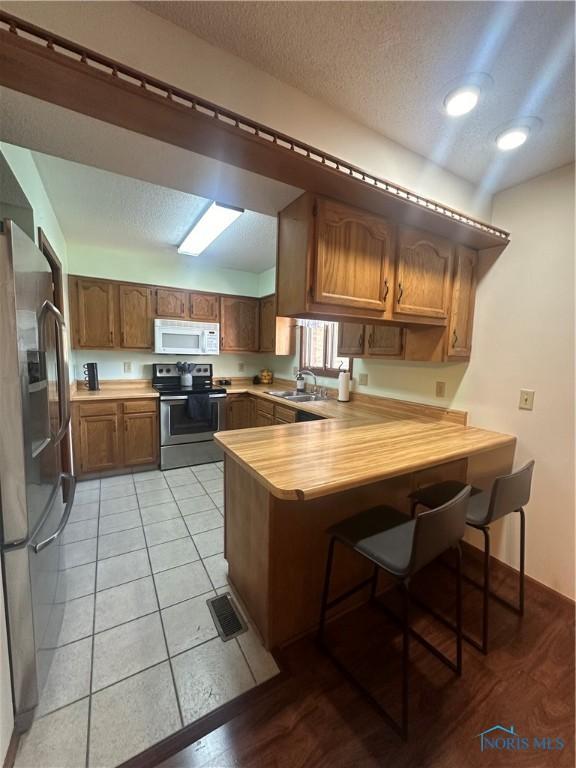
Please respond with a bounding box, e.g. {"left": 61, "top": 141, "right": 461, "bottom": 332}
{"left": 15, "top": 463, "right": 279, "bottom": 768}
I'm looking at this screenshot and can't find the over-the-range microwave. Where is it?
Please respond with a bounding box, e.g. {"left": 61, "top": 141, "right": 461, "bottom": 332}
{"left": 154, "top": 319, "right": 220, "bottom": 355}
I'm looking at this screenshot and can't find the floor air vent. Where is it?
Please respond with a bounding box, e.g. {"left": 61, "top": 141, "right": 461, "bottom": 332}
{"left": 207, "top": 593, "right": 248, "bottom": 641}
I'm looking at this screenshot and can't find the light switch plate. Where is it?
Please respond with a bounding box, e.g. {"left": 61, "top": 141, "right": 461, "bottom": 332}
{"left": 358, "top": 373, "right": 368, "bottom": 386}
{"left": 435, "top": 381, "right": 447, "bottom": 398}
{"left": 123, "top": 362, "right": 132, "bottom": 373}
{"left": 519, "top": 389, "right": 535, "bottom": 410}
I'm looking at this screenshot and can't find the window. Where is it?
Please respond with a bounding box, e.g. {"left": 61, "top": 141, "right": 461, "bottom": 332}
{"left": 299, "top": 320, "right": 351, "bottom": 378}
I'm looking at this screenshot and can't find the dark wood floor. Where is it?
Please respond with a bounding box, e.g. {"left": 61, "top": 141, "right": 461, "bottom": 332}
{"left": 131, "top": 554, "right": 574, "bottom": 768}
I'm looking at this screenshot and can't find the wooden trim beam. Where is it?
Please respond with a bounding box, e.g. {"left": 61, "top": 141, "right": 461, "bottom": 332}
{"left": 0, "top": 12, "right": 508, "bottom": 251}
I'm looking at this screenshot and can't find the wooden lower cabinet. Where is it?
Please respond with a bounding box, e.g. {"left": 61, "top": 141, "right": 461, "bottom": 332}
{"left": 123, "top": 402, "right": 158, "bottom": 465}
{"left": 255, "top": 411, "right": 274, "bottom": 427}
{"left": 72, "top": 399, "right": 158, "bottom": 476}
{"left": 225, "top": 395, "right": 254, "bottom": 430}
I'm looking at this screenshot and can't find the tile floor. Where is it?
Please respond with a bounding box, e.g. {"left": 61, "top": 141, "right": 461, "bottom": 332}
{"left": 15, "top": 462, "right": 279, "bottom": 768}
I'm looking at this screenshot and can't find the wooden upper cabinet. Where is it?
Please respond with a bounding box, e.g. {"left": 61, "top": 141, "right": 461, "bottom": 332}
{"left": 156, "top": 288, "right": 187, "bottom": 318}
{"left": 314, "top": 198, "right": 394, "bottom": 312}
{"left": 220, "top": 296, "right": 259, "bottom": 352}
{"left": 393, "top": 228, "right": 453, "bottom": 322}
{"left": 366, "top": 325, "right": 404, "bottom": 357}
{"left": 190, "top": 292, "right": 219, "bottom": 322}
{"left": 74, "top": 278, "right": 116, "bottom": 348}
{"left": 447, "top": 246, "right": 477, "bottom": 360}
{"left": 338, "top": 322, "right": 365, "bottom": 356}
{"left": 259, "top": 295, "right": 276, "bottom": 353}
{"left": 119, "top": 284, "right": 152, "bottom": 349}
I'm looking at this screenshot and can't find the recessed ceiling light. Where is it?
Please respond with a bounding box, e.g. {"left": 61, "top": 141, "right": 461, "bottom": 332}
{"left": 178, "top": 202, "right": 244, "bottom": 256}
{"left": 444, "top": 86, "right": 480, "bottom": 117}
{"left": 495, "top": 127, "right": 529, "bottom": 151}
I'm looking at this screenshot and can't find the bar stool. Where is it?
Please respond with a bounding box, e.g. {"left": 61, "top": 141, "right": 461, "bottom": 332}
{"left": 317, "top": 487, "right": 471, "bottom": 740}
{"left": 408, "top": 461, "right": 535, "bottom": 654}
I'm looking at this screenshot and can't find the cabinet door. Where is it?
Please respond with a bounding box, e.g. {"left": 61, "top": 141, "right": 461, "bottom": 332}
{"left": 225, "top": 396, "right": 254, "bottom": 430}
{"left": 190, "top": 293, "right": 219, "bottom": 322}
{"left": 220, "top": 297, "right": 259, "bottom": 352}
{"left": 447, "top": 246, "right": 477, "bottom": 359}
{"left": 394, "top": 228, "right": 453, "bottom": 320}
{"left": 314, "top": 198, "right": 393, "bottom": 312}
{"left": 365, "top": 325, "right": 404, "bottom": 357}
{"left": 259, "top": 295, "right": 276, "bottom": 353}
{"left": 123, "top": 411, "right": 158, "bottom": 466}
{"left": 338, "top": 322, "right": 365, "bottom": 356}
{"left": 78, "top": 408, "right": 120, "bottom": 473}
{"left": 156, "top": 288, "right": 187, "bottom": 318}
{"left": 119, "top": 284, "right": 152, "bottom": 349}
{"left": 75, "top": 279, "right": 115, "bottom": 348}
{"left": 255, "top": 411, "right": 274, "bottom": 427}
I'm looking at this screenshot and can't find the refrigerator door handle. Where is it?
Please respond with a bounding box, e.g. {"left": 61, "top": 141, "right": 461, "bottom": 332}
{"left": 31, "top": 473, "right": 76, "bottom": 553}
{"left": 39, "top": 300, "right": 70, "bottom": 446}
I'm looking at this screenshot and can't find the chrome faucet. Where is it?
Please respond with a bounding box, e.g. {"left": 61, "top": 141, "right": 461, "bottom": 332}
{"left": 298, "top": 369, "right": 318, "bottom": 391}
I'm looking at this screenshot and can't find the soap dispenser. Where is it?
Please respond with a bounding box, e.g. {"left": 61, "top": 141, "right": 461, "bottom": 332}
{"left": 295, "top": 372, "right": 305, "bottom": 392}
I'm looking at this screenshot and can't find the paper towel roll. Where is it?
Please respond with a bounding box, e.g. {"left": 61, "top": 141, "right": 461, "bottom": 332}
{"left": 338, "top": 371, "right": 350, "bottom": 402}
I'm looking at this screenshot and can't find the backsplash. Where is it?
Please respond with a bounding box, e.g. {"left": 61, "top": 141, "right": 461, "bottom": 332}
{"left": 72, "top": 350, "right": 276, "bottom": 381}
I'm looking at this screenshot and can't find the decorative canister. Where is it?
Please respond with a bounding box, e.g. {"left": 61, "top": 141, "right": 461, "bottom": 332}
{"left": 259, "top": 368, "right": 273, "bottom": 385}
{"left": 180, "top": 372, "right": 192, "bottom": 387}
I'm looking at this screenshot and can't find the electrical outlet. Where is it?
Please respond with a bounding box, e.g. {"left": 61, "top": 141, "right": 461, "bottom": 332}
{"left": 358, "top": 373, "right": 368, "bottom": 386}
{"left": 435, "top": 381, "right": 447, "bottom": 398}
{"left": 519, "top": 389, "right": 535, "bottom": 411}
{"left": 123, "top": 362, "right": 132, "bottom": 374}
{"left": 238, "top": 362, "right": 245, "bottom": 372}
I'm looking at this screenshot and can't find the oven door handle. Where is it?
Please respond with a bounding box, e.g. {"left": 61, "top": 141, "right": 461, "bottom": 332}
{"left": 161, "top": 394, "right": 227, "bottom": 402}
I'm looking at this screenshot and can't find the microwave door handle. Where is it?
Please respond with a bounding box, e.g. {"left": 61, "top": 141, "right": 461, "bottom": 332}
{"left": 39, "top": 300, "right": 70, "bottom": 445}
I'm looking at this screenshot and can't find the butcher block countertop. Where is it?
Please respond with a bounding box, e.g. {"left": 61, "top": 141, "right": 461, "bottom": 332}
{"left": 216, "top": 386, "right": 516, "bottom": 501}
{"left": 71, "top": 380, "right": 159, "bottom": 401}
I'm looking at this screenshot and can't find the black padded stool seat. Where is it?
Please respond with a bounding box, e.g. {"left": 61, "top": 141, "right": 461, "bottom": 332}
{"left": 409, "top": 481, "right": 482, "bottom": 515}
{"left": 329, "top": 506, "right": 415, "bottom": 577}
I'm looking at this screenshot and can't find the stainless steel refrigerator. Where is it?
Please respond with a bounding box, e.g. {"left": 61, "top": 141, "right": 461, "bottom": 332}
{"left": 0, "top": 220, "right": 76, "bottom": 731}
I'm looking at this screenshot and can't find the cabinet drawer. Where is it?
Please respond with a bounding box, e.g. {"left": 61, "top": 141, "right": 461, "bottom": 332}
{"left": 254, "top": 397, "right": 274, "bottom": 416}
{"left": 78, "top": 401, "right": 119, "bottom": 417}
{"left": 123, "top": 400, "right": 158, "bottom": 414}
{"left": 274, "top": 405, "right": 296, "bottom": 423}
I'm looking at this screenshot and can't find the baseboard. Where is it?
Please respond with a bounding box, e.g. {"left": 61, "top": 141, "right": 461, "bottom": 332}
{"left": 2, "top": 730, "right": 19, "bottom": 768}
{"left": 461, "top": 540, "right": 575, "bottom": 606}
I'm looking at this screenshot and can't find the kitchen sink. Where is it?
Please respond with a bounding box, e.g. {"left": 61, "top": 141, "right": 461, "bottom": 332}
{"left": 266, "top": 391, "right": 328, "bottom": 402}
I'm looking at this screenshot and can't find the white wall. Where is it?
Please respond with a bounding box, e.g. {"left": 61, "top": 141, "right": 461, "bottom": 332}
{"left": 455, "top": 164, "right": 575, "bottom": 599}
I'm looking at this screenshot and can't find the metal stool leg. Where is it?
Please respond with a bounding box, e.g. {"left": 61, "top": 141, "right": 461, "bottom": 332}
{"left": 480, "top": 526, "right": 490, "bottom": 655}
{"left": 455, "top": 544, "right": 463, "bottom": 675}
{"left": 318, "top": 537, "right": 336, "bottom": 644}
{"left": 400, "top": 580, "right": 410, "bottom": 741}
{"left": 519, "top": 508, "right": 526, "bottom": 616}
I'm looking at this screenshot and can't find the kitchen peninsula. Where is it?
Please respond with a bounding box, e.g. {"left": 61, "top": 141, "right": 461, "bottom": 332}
{"left": 215, "top": 396, "right": 516, "bottom": 649}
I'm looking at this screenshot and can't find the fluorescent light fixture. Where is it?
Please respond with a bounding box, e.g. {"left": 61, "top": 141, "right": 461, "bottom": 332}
{"left": 178, "top": 202, "right": 243, "bottom": 256}
{"left": 444, "top": 85, "right": 480, "bottom": 117}
{"left": 496, "top": 127, "right": 529, "bottom": 151}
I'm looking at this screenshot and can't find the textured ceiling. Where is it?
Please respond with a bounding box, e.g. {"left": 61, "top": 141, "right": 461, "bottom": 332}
{"left": 140, "top": 0, "right": 575, "bottom": 191}
{"left": 0, "top": 87, "right": 301, "bottom": 217}
{"left": 32, "top": 152, "right": 278, "bottom": 272}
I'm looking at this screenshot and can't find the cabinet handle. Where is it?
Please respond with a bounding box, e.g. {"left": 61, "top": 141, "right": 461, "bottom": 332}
{"left": 181, "top": 301, "right": 185, "bottom": 313}
{"left": 358, "top": 332, "right": 364, "bottom": 348}
{"left": 109, "top": 330, "right": 113, "bottom": 343}
{"left": 452, "top": 329, "right": 458, "bottom": 348}
{"left": 383, "top": 279, "right": 389, "bottom": 303}
{"left": 221, "top": 336, "right": 224, "bottom": 348}
{"left": 397, "top": 283, "right": 403, "bottom": 303}
{"left": 367, "top": 332, "right": 373, "bottom": 348}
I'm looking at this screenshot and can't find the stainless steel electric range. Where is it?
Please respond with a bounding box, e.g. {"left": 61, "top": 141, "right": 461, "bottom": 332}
{"left": 152, "top": 363, "right": 227, "bottom": 470}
